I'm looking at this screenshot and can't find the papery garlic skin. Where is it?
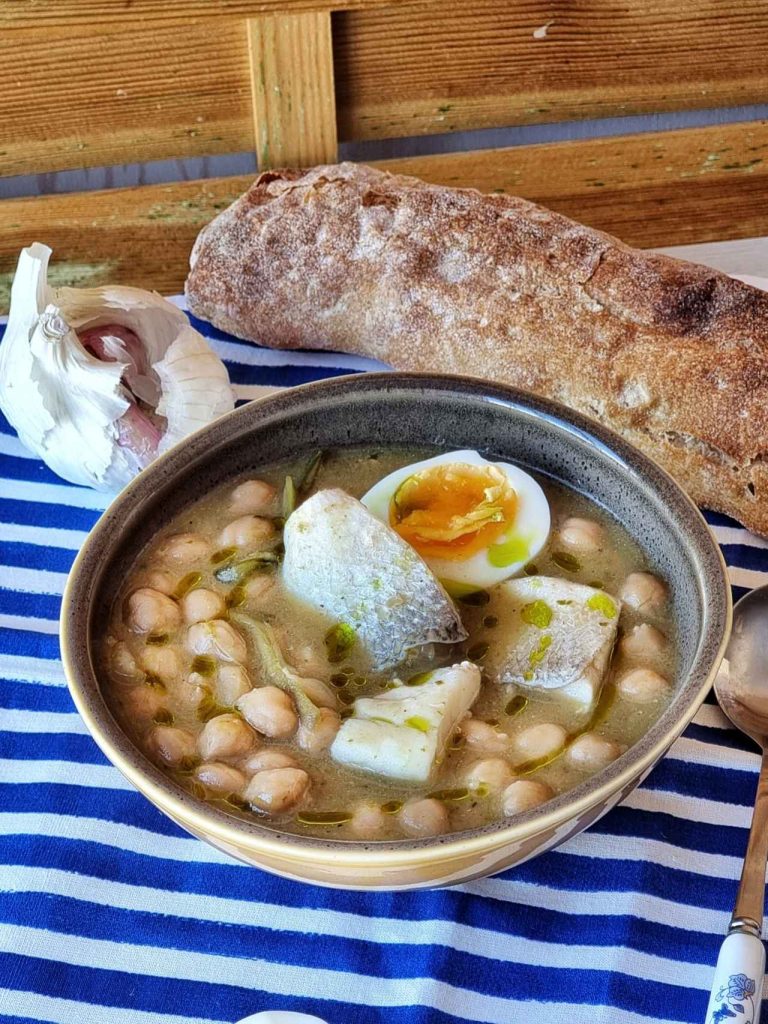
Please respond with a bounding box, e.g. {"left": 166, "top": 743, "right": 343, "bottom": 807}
{"left": 0, "top": 243, "right": 235, "bottom": 491}
{"left": 154, "top": 328, "right": 235, "bottom": 454}
{"left": 0, "top": 259, "right": 130, "bottom": 489}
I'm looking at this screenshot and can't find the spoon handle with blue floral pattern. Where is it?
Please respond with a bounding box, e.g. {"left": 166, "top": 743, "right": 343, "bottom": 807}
{"left": 705, "top": 929, "right": 764, "bottom": 1024}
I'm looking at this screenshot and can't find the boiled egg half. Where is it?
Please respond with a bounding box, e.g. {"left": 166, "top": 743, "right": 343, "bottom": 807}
{"left": 361, "top": 449, "right": 550, "bottom": 591}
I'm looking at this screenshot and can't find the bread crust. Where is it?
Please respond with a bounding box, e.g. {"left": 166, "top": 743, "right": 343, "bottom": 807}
{"left": 186, "top": 162, "right": 768, "bottom": 536}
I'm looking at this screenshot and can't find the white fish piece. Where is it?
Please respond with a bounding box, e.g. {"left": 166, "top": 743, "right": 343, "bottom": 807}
{"left": 282, "top": 488, "right": 467, "bottom": 669}
{"left": 490, "top": 576, "right": 621, "bottom": 712}
{"left": 330, "top": 661, "right": 481, "bottom": 782}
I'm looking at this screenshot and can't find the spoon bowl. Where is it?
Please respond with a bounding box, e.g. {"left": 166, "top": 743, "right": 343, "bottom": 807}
{"left": 716, "top": 585, "right": 768, "bottom": 747}
{"left": 706, "top": 584, "right": 768, "bottom": 1023}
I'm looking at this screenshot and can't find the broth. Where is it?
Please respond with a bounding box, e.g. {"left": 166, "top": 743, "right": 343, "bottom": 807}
{"left": 101, "top": 447, "right": 676, "bottom": 841}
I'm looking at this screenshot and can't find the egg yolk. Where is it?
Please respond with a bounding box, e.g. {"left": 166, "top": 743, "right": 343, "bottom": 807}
{"left": 390, "top": 463, "right": 518, "bottom": 561}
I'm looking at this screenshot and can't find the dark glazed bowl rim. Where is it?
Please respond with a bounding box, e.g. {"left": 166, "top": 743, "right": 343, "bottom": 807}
{"left": 61, "top": 371, "right": 731, "bottom": 867}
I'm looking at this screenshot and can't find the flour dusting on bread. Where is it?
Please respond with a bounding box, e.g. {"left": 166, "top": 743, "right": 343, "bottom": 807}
{"left": 185, "top": 162, "right": 768, "bottom": 536}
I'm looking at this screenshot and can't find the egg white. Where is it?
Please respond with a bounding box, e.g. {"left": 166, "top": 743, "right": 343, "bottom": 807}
{"left": 361, "top": 449, "right": 550, "bottom": 590}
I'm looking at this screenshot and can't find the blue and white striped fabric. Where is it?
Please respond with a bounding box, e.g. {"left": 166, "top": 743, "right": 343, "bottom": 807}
{"left": 1, "top": 300, "right": 767, "bottom": 1024}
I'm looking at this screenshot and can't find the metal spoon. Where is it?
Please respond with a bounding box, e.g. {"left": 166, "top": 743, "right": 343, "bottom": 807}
{"left": 707, "top": 585, "right": 768, "bottom": 1022}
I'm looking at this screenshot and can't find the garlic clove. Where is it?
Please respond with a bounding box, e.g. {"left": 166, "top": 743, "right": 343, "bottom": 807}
{"left": 80, "top": 324, "right": 160, "bottom": 406}
{"left": 154, "top": 327, "right": 235, "bottom": 453}
{"left": 0, "top": 243, "right": 236, "bottom": 491}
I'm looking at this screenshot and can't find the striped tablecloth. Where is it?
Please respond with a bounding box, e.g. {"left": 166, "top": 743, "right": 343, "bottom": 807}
{"left": 1, "top": 302, "right": 766, "bottom": 1024}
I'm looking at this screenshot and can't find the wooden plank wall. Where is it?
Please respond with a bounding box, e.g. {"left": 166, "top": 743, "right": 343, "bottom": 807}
{"left": 247, "top": 12, "right": 338, "bottom": 167}
{"left": 3, "top": 2, "right": 768, "bottom": 176}
{"left": 334, "top": 1, "right": 768, "bottom": 140}
{"left": 1, "top": 0, "right": 767, "bottom": 310}
{"left": 0, "top": 0, "right": 407, "bottom": 30}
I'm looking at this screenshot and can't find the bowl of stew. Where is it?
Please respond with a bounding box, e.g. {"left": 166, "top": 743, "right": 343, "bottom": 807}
{"left": 61, "top": 372, "right": 731, "bottom": 889}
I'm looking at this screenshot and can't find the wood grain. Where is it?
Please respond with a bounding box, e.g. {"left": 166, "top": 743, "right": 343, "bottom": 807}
{"left": 248, "top": 12, "right": 337, "bottom": 167}
{"left": 2, "top": 121, "right": 766, "bottom": 312}
{"left": 0, "top": 22, "right": 254, "bottom": 177}
{"left": 334, "top": 0, "right": 768, "bottom": 140}
{"left": 4, "top": 1, "right": 768, "bottom": 176}
{"left": 0, "top": 0, "right": 411, "bottom": 32}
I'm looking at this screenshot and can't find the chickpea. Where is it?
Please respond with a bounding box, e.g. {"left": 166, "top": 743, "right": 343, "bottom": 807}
{"left": 244, "top": 767, "right": 311, "bottom": 813}
{"left": 139, "top": 645, "right": 182, "bottom": 684}
{"left": 269, "top": 634, "right": 332, "bottom": 703}
{"left": 349, "top": 802, "right": 388, "bottom": 839}
{"left": 244, "top": 574, "right": 276, "bottom": 606}
{"left": 297, "top": 676, "right": 337, "bottom": 710}
{"left": 219, "top": 515, "right": 275, "bottom": 550}
{"left": 125, "top": 588, "right": 181, "bottom": 635}
{"left": 194, "top": 762, "right": 247, "bottom": 795}
{"left": 618, "top": 623, "right": 668, "bottom": 663}
{"left": 110, "top": 641, "right": 139, "bottom": 679}
{"left": 216, "top": 664, "right": 252, "bottom": 705}
{"left": 502, "top": 779, "right": 554, "bottom": 816}
{"left": 230, "top": 479, "right": 277, "bottom": 516}
{"left": 181, "top": 588, "right": 226, "bottom": 625}
{"left": 513, "top": 723, "right": 567, "bottom": 764}
{"left": 149, "top": 725, "right": 197, "bottom": 766}
{"left": 243, "top": 749, "right": 298, "bottom": 773}
{"left": 287, "top": 642, "right": 329, "bottom": 680}
{"left": 297, "top": 707, "right": 341, "bottom": 753}
{"left": 186, "top": 619, "right": 247, "bottom": 663}
{"left": 121, "top": 685, "right": 167, "bottom": 723}
{"left": 461, "top": 718, "right": 510, "bottom": 753}
{"left": 398, "top": 798, "right": 449, "bottom": 838}
{"left": 559, "top": 517, "right": 604, "bottom": 552}
{"left": 180, "top": 675, "right": 208, "bottom": 714}
{"left": 466, "top": 757, "right": 516, "bottom": 794}
{"left": 157, "top": 532, "right": 211, "bottom": 566}
{"left": 142, "top": 570, "right": 178, "bottom": 596}
{"left": 198, "top": 713, "right": 256, "bottom": 760}
{"left": 567, "top": 733, "right": 623, "bottom": 770}
{"left": 236, "top": 686, "right": 298, "bottom": 739}
{"left": 617, "top": 667, "right": 670, "bottom": 704}
{"left": 620, "top": 572, "right": 667, "bottom": 613}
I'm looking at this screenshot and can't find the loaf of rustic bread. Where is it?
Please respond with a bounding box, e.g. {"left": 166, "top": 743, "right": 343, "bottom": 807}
{"left": 186, "top": 162, "right": 768, "bottom": 535}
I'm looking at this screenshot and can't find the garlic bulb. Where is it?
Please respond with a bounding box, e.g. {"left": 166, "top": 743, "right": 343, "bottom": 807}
{"left": 0, "top": 243, "right": 235, "bottom": 490}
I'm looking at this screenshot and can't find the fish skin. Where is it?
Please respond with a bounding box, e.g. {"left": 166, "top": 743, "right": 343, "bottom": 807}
{"left": 490, "top": 576, "right": 621, "bottom": 712}
{"left": 330, "top": 661, "right": 481, "bottom": 782}
{"left": 282, "top": 488, "right": 467, "bottom": 670}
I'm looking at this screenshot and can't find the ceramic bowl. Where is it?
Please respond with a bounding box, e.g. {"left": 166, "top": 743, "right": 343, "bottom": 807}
{"left": 61, "top": 373, "right": 731, "bottom": 890}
